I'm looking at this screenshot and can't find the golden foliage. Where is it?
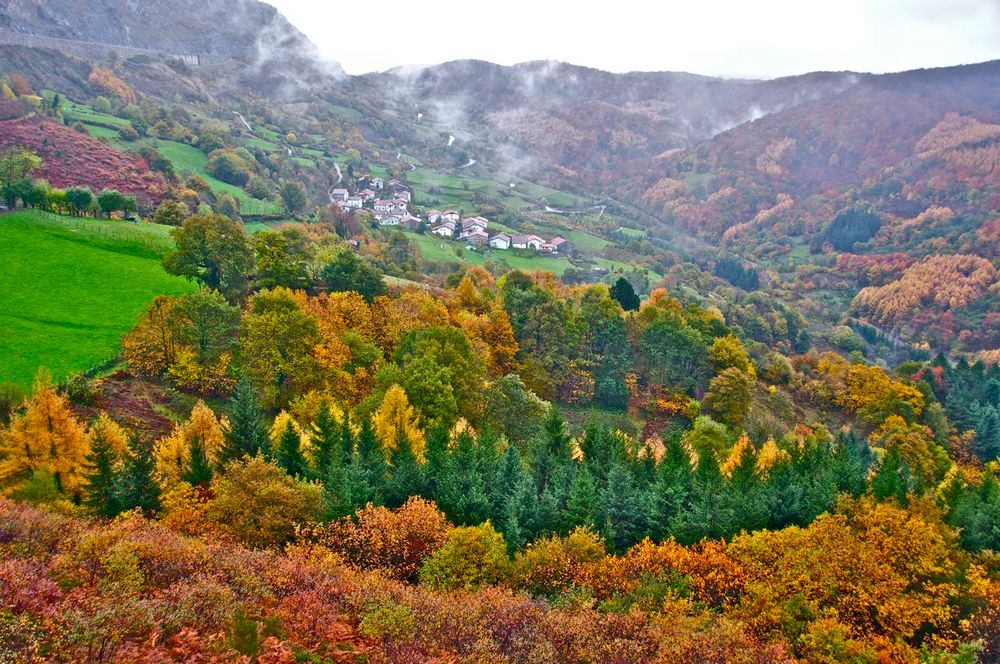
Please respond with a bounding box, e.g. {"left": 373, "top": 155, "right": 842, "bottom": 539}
{"left": 372, "top": 385, "right": 425, "bottom": 461}
{"left": 853, "top": 255, "right": 998, "bottom": 330}
{"left": 0, "top": 372, "right": 91, "bottom": 498}
{"left": 88, "top": 66, "right": 136, "bottom": 104}
{"left": 154, "top": 401, "right": 227, "bottom": 487}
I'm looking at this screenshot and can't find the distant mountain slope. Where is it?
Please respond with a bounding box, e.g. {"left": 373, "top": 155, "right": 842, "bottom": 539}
{"left": 0, "top": 0, "right": 298, "bottom": 57}
{"left": 365, "top": 60, "right": 862, "bottom": 185}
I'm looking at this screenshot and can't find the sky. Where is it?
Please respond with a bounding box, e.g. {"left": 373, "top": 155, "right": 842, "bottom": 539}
{"left": 268, "top": 0, "right": 1000, "bottom": 78}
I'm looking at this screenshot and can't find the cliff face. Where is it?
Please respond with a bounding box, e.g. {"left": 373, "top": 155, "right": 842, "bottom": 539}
{"left": 0, "top": 0, "right": 305, "bottom": 57}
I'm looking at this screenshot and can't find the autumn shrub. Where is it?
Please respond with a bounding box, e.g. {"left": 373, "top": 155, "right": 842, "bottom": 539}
{"left": 312, "top": 496, "right": 449, "bottom": 582}
{"left": 511, "top": 526, "right": 606, "bottom": 597}
{"left": 418, "top": 521, "right": 510, "bottom": 591}
{"left": 208, "top": 456, "right": 322, "bottom": 548}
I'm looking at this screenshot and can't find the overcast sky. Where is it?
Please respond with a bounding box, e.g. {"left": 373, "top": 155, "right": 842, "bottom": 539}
{"left": 267, "top": 0, "right": 1000, "bottom": 78}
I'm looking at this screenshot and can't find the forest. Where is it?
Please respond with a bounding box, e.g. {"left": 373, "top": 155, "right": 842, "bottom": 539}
{"left": 1, "top": 211, "right": 999, "bottom": 662}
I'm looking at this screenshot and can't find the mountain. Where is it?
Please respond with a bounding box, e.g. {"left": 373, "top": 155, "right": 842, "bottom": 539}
{"left": 0, "top": 0, "right": 299, "bottom": 58}
{"left": 2, "top": 0, "right": 1000, "bottom": 361}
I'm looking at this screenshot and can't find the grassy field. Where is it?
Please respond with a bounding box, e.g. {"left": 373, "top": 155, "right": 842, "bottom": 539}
{"left": 0, "top": 211, "right": 194, "bottom": 389}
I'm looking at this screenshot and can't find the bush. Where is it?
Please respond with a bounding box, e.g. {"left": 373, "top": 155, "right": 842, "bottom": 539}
{"left": 207, "top": 457, "right": 322, "bottom": 548}
{"left": 419, "top": 522, "right": 510, "bottom": 591}
{"left": 312, "top": 497, "right": 449, "bottom": 582}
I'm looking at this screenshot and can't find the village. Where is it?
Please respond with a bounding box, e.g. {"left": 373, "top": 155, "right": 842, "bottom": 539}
{"left": 330, "top": 174, "right": 575, "bottom": 256}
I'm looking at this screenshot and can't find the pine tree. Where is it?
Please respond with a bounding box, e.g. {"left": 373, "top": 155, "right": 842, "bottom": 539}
{"left": 423, "top": 424, "right": 450, "bottom": 497}
{"left": 115, "top": 438, "right": 161, "bottom": 513}
{"left": 311, "top": 402, "right": 340, "bottom": 479}
{"left": 600, "top": 460, "right": 647, "bottom": 552}
{"left": 563, "top": 464, "right": 597, "bottom": 530}
{"left": 183, "top": 435, "right": 213, "bottom": 487}
{"left": 871, "top": 447, "right": 907, "bottom": 503}
{"left": 276, "top": 419, "right": 309, "bottom": 478}
{"left": 346, "top": 418, "right": 385, "bottom": 509}
{"left": 384, "top": 429, "right": 425, "bottom": 508}
{"left": 322, "top": 448, "right": 351, "bottom": 520}
{"left": 436, "top": 430, "right": 491, "bottom": 525}
{"left": 974, "top": 405, "right": 1000, "bottom": 462}
{"left": 674, "top": 446, "right": 736, "bottom": 544}
{"left": 83, "top": 426, "right": 121, "bottom": 517}
{"left": 219, "top": 378, "right": 267, "bottom": 466}
{"left": 649, "top": 433, "right": 692, "bottom": 541}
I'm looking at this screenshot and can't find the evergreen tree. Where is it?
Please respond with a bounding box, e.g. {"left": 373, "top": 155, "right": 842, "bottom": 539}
{"left": 346, "top": 418, "right": 386, "bottom": 510}
{"left": 436, "top": 430, "right": 492, "bottom": 525}
{"left": 115, "top": 438, "right": 161, "bottom": 513}
{"left": 974, "top": 405, "right": 1000, "bottom": 462}
{"left": 600, "top": 459, "right": 647, "bottom": 552}
{"left": 649, "top": 433, "right": 692, "bottom": 541}
{"left": 311, "top": 402, "right": 340, "bottom": 479}
{"left": 276, "top": 419, "right": 309, "bottom": 478}
{"left": 423, "top": 424, "right": 451, "bottom": 497}
{"left": 563, "top": 464, "right": 598, "bottom": 530}
{"left": 183, "top": 435, "right": 213, "bottom": 487}
{"left": 82, "top": 428, "right": 121, "bottom": 517}
{"left": 383, "top": 429, "right": 424, "bottom": 507}
{"left": 673, "top": 446, "right": 737, "bottom": 543}
{"left": 610, "top": 277, "right": 641, "bottom": 311}
{"left": 322, "top": 448, "right": 351, "bottom": 520}
{"left": 219, "top": 378, "right": 267, "bottom": 466}
{"left": 871, "top": 447, "right": 908, "bottom": 503}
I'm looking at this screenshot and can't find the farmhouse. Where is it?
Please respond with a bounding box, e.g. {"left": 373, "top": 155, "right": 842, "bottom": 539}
{"left": 379, "top": 214, "right": 402, "bottom": 226}
{"left": 426, "top": 209, "right": 442, "bottom": 224}
{"left": 431, "top": 221, "right": 457, "bottom": 237}
{"left": 330, "top": 188, "right": 349, "bottom": 202}
{"left": 464, "top": 229, "right": 489, "bottom": 246}
{"left": 395, "top": 190, "right": 412, "bottom": 203}
{"left": 550, "top": 237, "right": 573, "bottom": 254}
{"left": 489, "top": 233, "right": 512, "bottom": 250}
{"left": 441, "top": 209, "right": 461, "bottom": 223}
{"left": 460, "top": 217, "right": 489, "bottom": 238}
{"left": 345, "top": 196, "right": 364, "bottom": 209}
{"left": 510, "top": 234, "right": 544, "bottom": 250}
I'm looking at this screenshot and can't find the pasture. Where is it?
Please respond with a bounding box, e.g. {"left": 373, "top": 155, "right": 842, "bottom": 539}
{"left": 0, "top": 211, "right": 194, "bottom": 389}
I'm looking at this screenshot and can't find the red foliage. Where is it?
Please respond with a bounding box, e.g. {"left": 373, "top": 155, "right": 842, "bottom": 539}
{"left": 0, "top": 115, "right": 168, "bottom": 208}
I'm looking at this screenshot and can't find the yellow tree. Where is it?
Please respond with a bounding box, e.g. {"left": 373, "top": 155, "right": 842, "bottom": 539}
{"left": 89, "top": 412, "right": 130, "bottom": 461}
{"left": 372, "top": 384, "right": 425, "bottom": 461}
{"left": 0, "top": 371, "right": 91, "bottom": 497}
{"left": 154, "top": 400, "right": 227, "bottom": 487}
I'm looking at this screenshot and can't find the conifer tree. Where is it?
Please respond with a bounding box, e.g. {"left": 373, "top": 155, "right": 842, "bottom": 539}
{"left": 276, "top": 419, "right": 309, "bottom": 478}
{"left": 83, "top": 423, "right": 122, "bottom": 517}
{"left": 183, "top": 435, "right": 213, "bottom": 487}
{"left": 649, "top": 433, "right": 692, "bottom": 541}
{"left": 311, "top": 402, "right": 340, "bottom": 479}
{"left": 563, "top": 464, "right": 597, "bottom": 530}
{"left": 345, "top": 418, "right": 385, "bottom": 509}
{"left": 116, "top": 438, "right": 161, "bottom": 513}
{"left": 384, "top": 429, "right": 424, "bottom": 507}
{"left": 436, "top": 430, "right": 491, "bottom": 525}
{"left": 974, "top": 405, "right": 1000, "bottom": 462}
{"left": 219, "top": 378, "right": 267, "bottom": 466}
{"left": 871, "top": 447, "right": 907, "bottom": 503}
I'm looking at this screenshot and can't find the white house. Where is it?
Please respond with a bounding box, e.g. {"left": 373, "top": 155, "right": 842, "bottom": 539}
{"left": 395, "top": 190, "right": 412, "bottom": 204}
{"left": 431, "top": 221, "right": 457, "bottom": 237}
{"left": 345, "top": 196, "right": 364, "bottom": 209}
{"left": 426, "top": 209, "right": 442, "bottom": 224}
{"left": 511, "top": 234, "right": 544, "bottom": 250}
{"left": 358, "top": 188, "right": 376, "bottom": 202}
{"left": 441, "top": 209, "right": 460, "bottom": 223}
{"left": 374, "top": 199, "right": 396, "bottom": 214}
{"left": 371, "top": 177, "right": 385, "bottom": 190}
{"left": 393, "top": 198, "right": 409, "bottom": 214}
{"left": 489, "top": 233, "right": 512, "bottom": 250}
{"left": 330, "top": 188, "right": 349, "bottom": 202}
{"left": 379, "top": 215, "right": 402, "bottom": 226}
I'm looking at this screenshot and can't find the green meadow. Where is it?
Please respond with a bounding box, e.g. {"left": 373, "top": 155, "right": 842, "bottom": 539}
{"left": 0, "top": 211, "right": 194, "bottom": 389}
